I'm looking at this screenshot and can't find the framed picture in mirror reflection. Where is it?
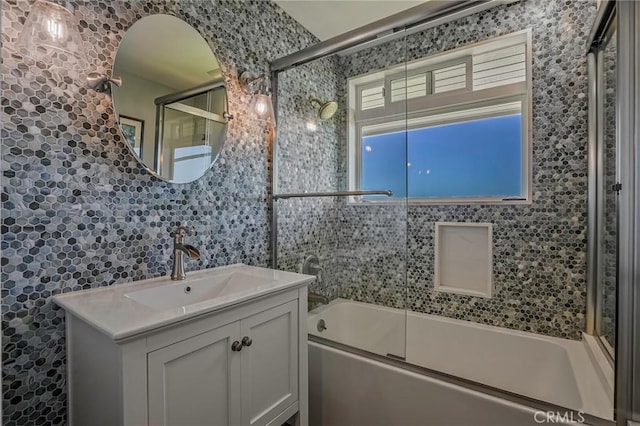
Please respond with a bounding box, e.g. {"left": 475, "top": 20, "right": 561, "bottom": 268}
{"left": 119, "top": 115, "right": 144, "bottom": 158}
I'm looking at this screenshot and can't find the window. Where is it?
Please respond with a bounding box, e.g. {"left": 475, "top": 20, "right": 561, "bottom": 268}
{"left": 348, "top": 30, "right": 532, "bottom": 203}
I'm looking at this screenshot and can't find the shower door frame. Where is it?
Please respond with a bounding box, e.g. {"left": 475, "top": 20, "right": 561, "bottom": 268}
{"left": 615, "top": 1, "right": 640, "bottom": 422}
{"left": 587, "top": 0, "right": 617, "bottom": 362}
{"left": 586, "top": 0, "right": 640, "bottom": 424}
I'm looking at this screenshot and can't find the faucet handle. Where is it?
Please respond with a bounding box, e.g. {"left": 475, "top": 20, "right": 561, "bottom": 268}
{"left": 173, "top": 225, "right": 195, "bottom": 237}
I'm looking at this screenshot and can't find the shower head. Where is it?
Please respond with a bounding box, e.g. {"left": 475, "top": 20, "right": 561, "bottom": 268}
{"left": 311, "top": 98, "right": 338, "bottom": 120}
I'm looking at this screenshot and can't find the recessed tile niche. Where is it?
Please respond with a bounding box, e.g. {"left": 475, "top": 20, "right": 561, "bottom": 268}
{"left": 434, "top": 222, "right": 493, "bottom": 298}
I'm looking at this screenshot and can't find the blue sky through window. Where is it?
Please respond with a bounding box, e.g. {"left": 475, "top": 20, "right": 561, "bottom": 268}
{"left": 361, "top": 113, "right": 522, "bottom": 199}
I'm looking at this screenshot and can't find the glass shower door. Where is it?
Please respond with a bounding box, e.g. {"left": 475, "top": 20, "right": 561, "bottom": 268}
{"left": 339, "top": 33, "right": 409, "bottom": 360}
{"left": 336, "top": 136, "right": 408, "bottom": 359}
{"left": 273, "top": 29, "right": 410, "bottom": 361}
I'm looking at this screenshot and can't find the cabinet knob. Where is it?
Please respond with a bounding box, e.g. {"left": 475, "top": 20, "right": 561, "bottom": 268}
{"left": 242, "top": 336, "right": 253, "bottom": 347}
{"left": 231, "top": 341, "right": 243, "bottom": 352}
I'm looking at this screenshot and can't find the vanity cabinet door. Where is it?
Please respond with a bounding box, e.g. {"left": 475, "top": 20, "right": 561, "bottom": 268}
{"left": 240, "top": 301, "right": 299, "bottom": 426}
{"left": 148, "top": 321, "right": 242, "bottom": 426}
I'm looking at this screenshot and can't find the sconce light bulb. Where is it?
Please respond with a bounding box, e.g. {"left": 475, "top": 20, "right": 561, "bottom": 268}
{"left": 46, "top": 18, "right": 64, "bottom": 40}
{"left": 241, "top": 72, "right": 275, "bottom": 125}
{"left": 255, "top": 97, "right": 269, "bottom": 117}
{"left": 249, "top": 93, "right": 275, "bottom": 124}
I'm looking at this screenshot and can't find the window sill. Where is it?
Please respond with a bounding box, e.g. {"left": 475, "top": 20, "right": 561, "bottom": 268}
{"left": 345, "top": 196, "right": 532, "bottom": 206}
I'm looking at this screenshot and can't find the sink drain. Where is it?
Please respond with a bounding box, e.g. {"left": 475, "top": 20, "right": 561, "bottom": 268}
{"left": 184, "top": 286, "right": 192, "bottom": 294}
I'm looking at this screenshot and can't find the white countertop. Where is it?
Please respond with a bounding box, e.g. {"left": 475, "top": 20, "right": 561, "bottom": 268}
{"left": 53, "top": 264, "right": 314, "bottom": 342}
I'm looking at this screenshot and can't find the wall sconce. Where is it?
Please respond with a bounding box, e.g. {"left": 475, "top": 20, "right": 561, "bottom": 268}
{"left": 239, "top": 71, "right": 276, "bottom": 124}
{"left": 17, "top": 0, "right": 121, "bottom": 93}
{"left": 16, "top": 0, "right": 88, "bottom": 70}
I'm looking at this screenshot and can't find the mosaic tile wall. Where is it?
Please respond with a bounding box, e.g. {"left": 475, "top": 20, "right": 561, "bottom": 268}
{"left": 337, "top": 203, "right": 409, "bottom": 310}
{"left": 330, "top": 0, "right": 596, "bottom": 339}
{"left": 274, "top": 59, "right": 408, "bottom": 306}
{"left": 274, "top": 59, "right": 342, "bottom": 299}
{"left": 1, "top": 1, "right": 322, "bottom": 424}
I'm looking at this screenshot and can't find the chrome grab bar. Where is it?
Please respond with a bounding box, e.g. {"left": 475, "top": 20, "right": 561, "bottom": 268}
{"left": 273, "top": 190, "right": 392, "bottom": 200}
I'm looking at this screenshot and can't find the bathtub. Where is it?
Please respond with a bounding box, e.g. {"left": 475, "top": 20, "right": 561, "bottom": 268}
{"left": 308, "top": 299, "right": 613, "bottom": 425}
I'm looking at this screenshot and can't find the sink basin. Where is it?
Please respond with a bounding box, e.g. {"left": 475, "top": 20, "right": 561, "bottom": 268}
{"left": 53, "top": 264, "right": 315, "bottom": 341}
{"left": 125, "top": 271, "right": 270, "bottom": 311}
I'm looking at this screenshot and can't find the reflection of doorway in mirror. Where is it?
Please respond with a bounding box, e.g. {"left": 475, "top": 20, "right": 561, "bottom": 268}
{"left": 119, "top": 116, "right": 144, "bottom": 158}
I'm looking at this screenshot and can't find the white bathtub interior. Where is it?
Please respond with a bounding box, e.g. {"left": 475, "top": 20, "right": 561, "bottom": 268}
{"left": 309, "top": 298, "right": 406, "bottom": 357}
{"left": 308, "top": 298, "right": 613, "bottom": 421}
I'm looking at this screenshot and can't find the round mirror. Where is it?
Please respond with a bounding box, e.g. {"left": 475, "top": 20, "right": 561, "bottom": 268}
{"left": 112, "top": 15, "right": 228, "bottom": 183}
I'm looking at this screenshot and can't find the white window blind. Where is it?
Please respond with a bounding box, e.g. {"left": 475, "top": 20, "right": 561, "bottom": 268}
{"left": 357, "top": 42, "right": 527, "bottom": 115}
{"left": 390, "top": 72, "right": 430, "bottom": 102}
{"left": 433, "top": 62, "right": 467, "bottom": 93}
{"left": 351, "top": 32, "right": 530, "bottom": 126}
{"left": 472, "top": 43, "right": 526, "bottom": 90}
{"left": 360, "top": 85, "right": 385, "bottom": 110}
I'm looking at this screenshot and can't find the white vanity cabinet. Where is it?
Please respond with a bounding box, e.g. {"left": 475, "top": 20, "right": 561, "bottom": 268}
{"left": 147, "top": 321, "right": 242, "bottom": 426}
{"left": 147, "top": 300, "right": 299, "bottom": 426}
{"left": 55, "top": 265, "right": 312, "bottom": 426}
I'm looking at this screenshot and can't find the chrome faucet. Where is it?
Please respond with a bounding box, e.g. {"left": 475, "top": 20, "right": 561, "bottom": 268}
{"left": 303, "top": 255, "right": 329, "bottom": 306}
{"left": 308, "top": 292, "right": 329, "bottom": 305}
{"left": 171, "top": 225, "right": 201, "bottom": 280}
